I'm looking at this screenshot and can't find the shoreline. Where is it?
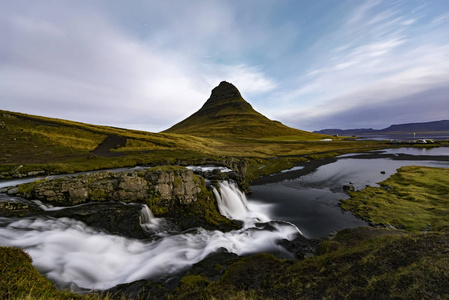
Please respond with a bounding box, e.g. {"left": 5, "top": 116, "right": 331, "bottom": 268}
{"left": 250, "top": 152, "right": 449, "bottom": 186}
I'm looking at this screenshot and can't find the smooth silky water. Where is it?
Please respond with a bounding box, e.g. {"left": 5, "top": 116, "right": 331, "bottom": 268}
{"left": 1, "top": 147, "right": 448, "bottom": 290}
{"left": 249, "top": 147, "right": 449, "bottom": 239}
{"left": 0, "top": 180, "right": 298, "bottom": 291}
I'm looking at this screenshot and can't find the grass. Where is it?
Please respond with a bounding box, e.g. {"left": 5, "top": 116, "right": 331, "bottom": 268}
{"left": 0, "top": 246, "right": 82, "bottom": 299}
{"left": 2, "top": 110, "right": 449, "bottom": 298}
{"left": 341, "top": 166, "right": 449, "bottom": 232}
{"left": 163, "top": 81, "right": 328, "bottom": 139}
{"left": 165, "top": 228, "right": 449, "bottom": 299}
{"left": 0, "top": 109, "right": 394, "bottom": 179}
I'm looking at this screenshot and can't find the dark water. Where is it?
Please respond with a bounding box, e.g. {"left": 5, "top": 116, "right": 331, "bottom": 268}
{"left": 249, "top": 147, "right": 449, "bottom": 239}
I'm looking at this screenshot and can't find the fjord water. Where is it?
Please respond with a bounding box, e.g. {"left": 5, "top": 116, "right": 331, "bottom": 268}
{"left": 0, "top": 181, "right": 298, "bottom": 290}
{"left": 249, "top": 147, "right": 449, "bottom": 239}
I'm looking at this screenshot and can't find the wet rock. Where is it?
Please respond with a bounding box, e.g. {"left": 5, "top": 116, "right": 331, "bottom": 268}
{"left": 278, "top": 234, "right": 321, "bottom": 259}
{"left": 6, "top": 187, "right": 18, "bottom": 195}
{"left": 0, "top": 198, "right": 42, "bottom": 217}
{"left": 47, "top": 202, "right": 149, "bottom": 239}
{"left": 26, "top": 170, "right": 46, "bottom": 177}
{"left": 328, "top": 230, "right": 338, "bottom": 239}
{"left": 343, "top": 184, "right": 355, "bottom": 192}
{"left": 13, "top": 166, "right": 239, "bottom": 231}
{"left": 106, "top": 279, "right": 169, "bottom": 300}
{"left": 105, "top": 249, "right": 239, "bottom": 299}
{"left": 19, "top": 168, "right": 205, "bottom": 207}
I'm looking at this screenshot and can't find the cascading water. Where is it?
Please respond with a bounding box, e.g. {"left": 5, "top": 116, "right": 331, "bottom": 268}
{"left": 213, "top": 181, "right": 272, "bottom": 226}
{"left": 0, "top": 179, "right": 301, "bottom": 291}
{"left": 213, "top": 181, "right": 249, "bottom": 220}
{"left": 139, "top": 204, "right": 159, "bottom": 232}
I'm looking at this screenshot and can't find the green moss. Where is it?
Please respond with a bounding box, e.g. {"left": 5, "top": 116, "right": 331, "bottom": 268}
{"left": 341, "top": 166, "right": 449, "bottom": 232}
{"left": 89, "top": 189, "right": 106, "bottom": 201}
{"left": 246, "top": 157, "right": 306, "bottom": 182}
{"left": 176, "top": 275, "right": 210, "bottom": 294}
{"left": 173, "top": 176, "right": 182, "bottom": 188}
{"left": 149, "top": 165, "right": 186, "bottom": 172}
{"left": 17, "top": 180, "right": 43, "bottom": 195}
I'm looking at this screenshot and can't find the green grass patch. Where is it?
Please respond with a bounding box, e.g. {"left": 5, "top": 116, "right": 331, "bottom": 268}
{"left": 0, "top": 246, "right": 83, "bottom": 299}
{"left": 341, "top": 166, "right": 449, "bottom": 231}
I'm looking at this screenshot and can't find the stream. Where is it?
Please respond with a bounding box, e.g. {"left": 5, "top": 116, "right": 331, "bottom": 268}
{"left": 0, "top": 147, "right": 448, "bottom": 291}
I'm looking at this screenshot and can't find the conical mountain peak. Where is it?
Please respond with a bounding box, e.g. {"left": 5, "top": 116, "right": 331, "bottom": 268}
{"left": 207, "top": 81, "right": 242, "bottom": 103}
{"left": 163, "top": 82, "right": 320, "bottom": 138}
{"left": 198, "top": 82, "right": 255, "bottom": 117}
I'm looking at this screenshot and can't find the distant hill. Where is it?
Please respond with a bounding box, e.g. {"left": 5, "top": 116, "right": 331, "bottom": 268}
{"left": 315, "top": 128, "right": 376, "bottom": 136}
{"left": 164, "top": 81, "right": 324, "bottom": 139}
{"left": 315, "top": 120, "right": 449, "bottom": 136}
{"left": 379, "top": 120, "right": 449, "bottom": 133}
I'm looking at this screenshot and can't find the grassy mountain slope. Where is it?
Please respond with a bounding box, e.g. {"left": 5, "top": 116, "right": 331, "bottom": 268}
{"left": 164, "top": 81, "right": 324, "bottom": 139}
{"left": 0, "top": 106, "right": 390, "bottom": 179}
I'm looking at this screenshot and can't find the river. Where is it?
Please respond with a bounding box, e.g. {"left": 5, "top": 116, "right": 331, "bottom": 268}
{"left": 0, "top": 147, "right": 448, "bottom": 291}
{"left": 249, "top": 147, "right": 449, "bottom": 238}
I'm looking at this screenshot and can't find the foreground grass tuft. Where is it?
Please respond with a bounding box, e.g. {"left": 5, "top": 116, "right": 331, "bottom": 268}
{"left": 0, "top": 246, "right": 82, "bottom": 299}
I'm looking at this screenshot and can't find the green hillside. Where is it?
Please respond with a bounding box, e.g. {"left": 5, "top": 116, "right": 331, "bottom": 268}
{"left": 164, "top": 81, "right": 323, "bottom": 139}
{"left": 0, "top": 86, "right": 390, "bottom": 179}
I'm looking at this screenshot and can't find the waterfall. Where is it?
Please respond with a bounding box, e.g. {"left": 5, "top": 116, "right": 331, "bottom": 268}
{"left": 0, "top": 182, "right": 301, "bottom": 290}
{"left": 213, "top": 181, "right": 248, "bottom": 220}
{"left": 213, "top": 181, "right": 271, "bottom": 225}
{"left": 139, "top": 205, "right": 160, "bottom": 232}
{"left": 139, "top": 205, "right": 154, "bottom": 224}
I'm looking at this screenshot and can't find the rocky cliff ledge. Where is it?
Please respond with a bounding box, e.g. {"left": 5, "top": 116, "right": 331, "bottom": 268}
{"left": 3, "top": 166, "right": 239, "bottom": 232}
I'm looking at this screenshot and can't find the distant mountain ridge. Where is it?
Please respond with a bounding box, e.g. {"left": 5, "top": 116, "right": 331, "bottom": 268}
{"left": 315, "top": 120, "right": 449, "bottom": 136}
{"left": 164, "top": 81, "right": 324, "bottom": 139}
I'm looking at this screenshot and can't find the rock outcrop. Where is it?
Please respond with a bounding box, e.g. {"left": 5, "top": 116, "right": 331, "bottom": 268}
{"left": 5, "top": 166, "right": 239, "bottom": 232}
{"left": 14, "top": 167, "right": 202, "bottom": 206}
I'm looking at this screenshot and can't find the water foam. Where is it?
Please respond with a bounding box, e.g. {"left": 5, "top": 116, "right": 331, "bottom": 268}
{"left": 0, "top": 181, "right": 301, "bottom": 290}
{"left": 213, "top": 181, "right": 273, "bottom": 226}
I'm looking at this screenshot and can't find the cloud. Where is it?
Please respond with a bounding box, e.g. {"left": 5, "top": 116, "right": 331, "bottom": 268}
{"left": 1, "top": 0, "right": 447, "bottom": 134}
{"left": 273, "top": 1, "right": 449, "bottom": 131}
{"left": 0, "top": 1, "right": 276, "bottom": 131}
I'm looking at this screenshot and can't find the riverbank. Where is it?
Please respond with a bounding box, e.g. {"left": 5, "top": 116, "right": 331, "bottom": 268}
{"left": 1, "top": 147, "right": 449, "bottom": 299}
{"left": 251, "top": 150, "right": 449, "bottom": 185}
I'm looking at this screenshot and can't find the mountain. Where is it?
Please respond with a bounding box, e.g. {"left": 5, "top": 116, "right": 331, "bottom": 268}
{"left": 315, "top": 120, "right": 449, "bottom": 136}
{"left": 164, "top": 81, "right": 322, "bottom": 139}
{"left": 315, "top": 128, "right": 376, "bottom": 136}
{"left": 379, "top": 120, "right": 449, "bottom": 133}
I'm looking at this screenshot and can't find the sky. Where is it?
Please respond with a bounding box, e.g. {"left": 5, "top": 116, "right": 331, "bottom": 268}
{"left": 1, "top": 0, "right": 449, "bottom": 132}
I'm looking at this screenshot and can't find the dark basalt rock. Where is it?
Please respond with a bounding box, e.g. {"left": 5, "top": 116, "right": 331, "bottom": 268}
{"left": 106, "top": 279, "right": 169, "bottom": 300}
{"left": 278, "top": 234, "right": 321, "bottom": 259}
{"left": 47, "top": 202, "right": 150, "bottom": 239}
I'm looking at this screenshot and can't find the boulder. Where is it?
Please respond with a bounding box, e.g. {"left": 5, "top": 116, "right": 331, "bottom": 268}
{"left": 343, "top": 185, "right": 355, "bottom": 192}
